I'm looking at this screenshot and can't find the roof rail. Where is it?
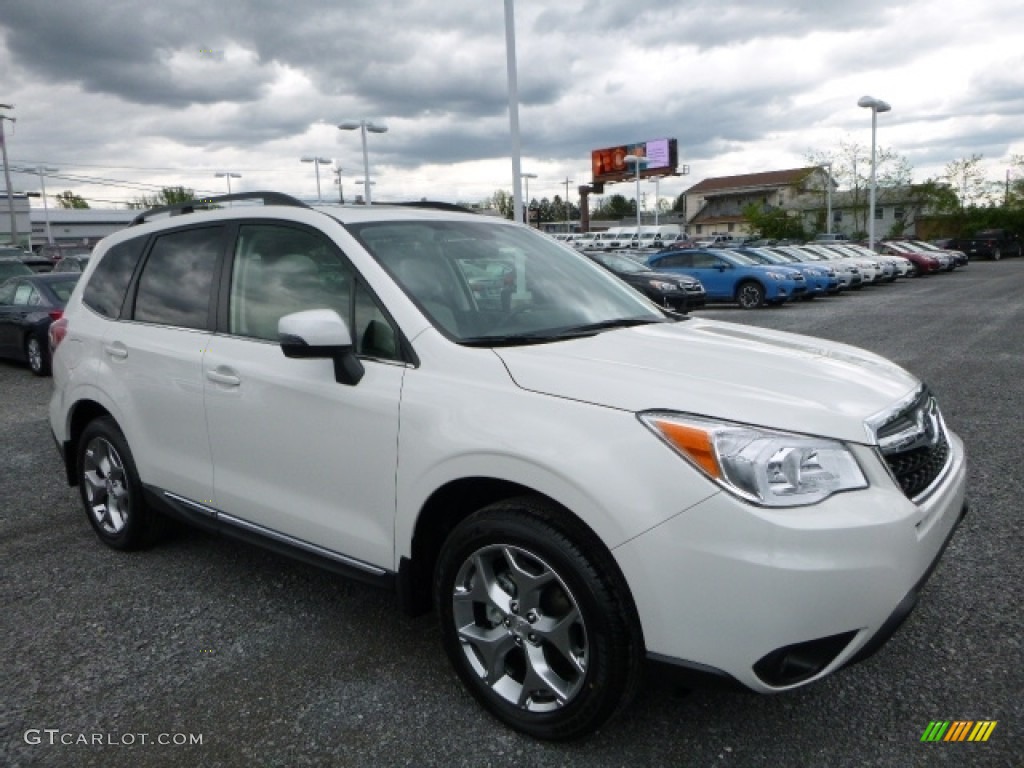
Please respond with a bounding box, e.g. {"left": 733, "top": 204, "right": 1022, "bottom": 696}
{"left": 129, "top": 191, "right": 310, "bottom": 226}
{"left": 388, "top": 201, "right": 479, "bottom": 214}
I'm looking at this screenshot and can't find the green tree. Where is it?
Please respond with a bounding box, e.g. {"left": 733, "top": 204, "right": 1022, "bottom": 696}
{"left": 944, "top": 154, "right": 990, "bottom": 211}
{"left": 55, "top": 190, "right": 89, "bottom": 209}
{"left": 741, "top": 204, "right": 807, "bottom": 241}
{"left": 490, "top": 189, "right": 514, "bottom": 220}
{"left": 592, "top": 194, "right": 634, "bottom": 220}
{"left": 128, "top": 186, "right": 197, "bottom": 210}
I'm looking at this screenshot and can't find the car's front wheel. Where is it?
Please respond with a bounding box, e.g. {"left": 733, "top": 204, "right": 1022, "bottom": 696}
{"left": 737, "top": 281, "right": 765, "bottom": 309}
{"left": 78, "top": 416, "right": 166, "bottom": 550}
{"left": 435, "top": 499, "right": 642, "bottom": 740}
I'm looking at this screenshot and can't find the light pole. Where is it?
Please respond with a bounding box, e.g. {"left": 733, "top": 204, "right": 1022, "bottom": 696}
{"left": 520, "top": 172, "right": 536, "bottom": 225}
{"left": 301, "top": 156, "right": 332, "bottom": 203}
{"left": 624, "top": 154, "right": 645, "bottom": 231}
{"left": 822, "top": 162, "right": 833, "bottom": 235}
{"left": 338, "top": 120, "right": 387, "bottom": 205}
{"left": 649, "top": 176, "right": 661, "bottom": 226}
{"left": 0, "top": 103, "right": 18, "bottom": 246}
{"left": 35, "top": 166, "right": 58, "bottom": 244}
{"left": 353, "top": 180, "right": 375, "bottom": 204}
{"left": 504, "top": 0, "right": 525, "bottom": 227}
{"left": 562, "top": 176, "right": 573, "bottom": 231}
{"left": 215, "top": 172, "right": 241, "bottom": 194}
{"left": 857, "top": 95, "right": 890, "bottom": 251}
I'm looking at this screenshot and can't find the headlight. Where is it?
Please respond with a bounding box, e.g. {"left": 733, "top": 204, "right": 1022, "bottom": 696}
{"left": 639, "top": 413, "right": 868, "bottom": 507}
{"left": 648, "top": 280, "right": 677, "bottom": 292}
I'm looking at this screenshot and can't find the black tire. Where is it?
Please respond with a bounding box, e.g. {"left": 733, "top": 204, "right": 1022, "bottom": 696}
{"left": 77, "top": 416, "right": 166, "bottom": 550}
{"left": 736, "top": 281, "right": 765, "bottom": 309}
{"left": 991, "top": 248, "right": 1001, "bottom": 261}
{"left": 435, "top": 498, "right": 643, "bottom": 740}
{"left": 25, "top": 334, "right": 50, "bottom": 376}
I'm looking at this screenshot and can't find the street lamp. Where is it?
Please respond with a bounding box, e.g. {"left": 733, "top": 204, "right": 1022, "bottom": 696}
{"left": 338, "top": 120, "right": 387, "bottom": 205}
{"left": 520, "top": 172, "right": 537, "bottom": 225}
{"left": 624, "top": 154, "right": 646, "bottom": 231}
{"left": 35, "top": 166, "right": 58, "bottom": 244}
{"left": 0, "top": 103, "right": 18, "bottom": 246}
{"left": 353, "top": 179, "right": 375, "bottom": 204}
{"left": 822, "top": 162, "right": 833, "bottom": 235}
{"left": 648, "top": 177, "right": 661, "bottom": 226}
{"left": 215, "top": 172, "right": 241, "bottom": 195}
{"left": 857, "top": 95, "right": 891, "bottom": 251}
{"left": 300, "top": 156, "right": 332, "bottom": 203}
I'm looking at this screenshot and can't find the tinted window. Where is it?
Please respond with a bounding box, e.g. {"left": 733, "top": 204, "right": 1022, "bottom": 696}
{"left": 134, "top": 227, "right": 223, "bottom": 329}
{"left": 83, "top": 237, "right": 147, "bottom": 319}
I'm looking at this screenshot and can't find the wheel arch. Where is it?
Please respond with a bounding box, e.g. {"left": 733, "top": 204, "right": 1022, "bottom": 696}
{"left": 397, "top": 477, "right": 633, "bottom": 620}
{"left": 61, "top": 399, "right": 116, "bottom": 486}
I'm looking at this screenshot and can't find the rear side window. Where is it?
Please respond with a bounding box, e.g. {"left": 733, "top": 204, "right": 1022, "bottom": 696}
{"left": 133, "top": 227, "right": 223, "bottom": 330}
{"left": 83, "top": 238, "right": 146, "bottom": 319}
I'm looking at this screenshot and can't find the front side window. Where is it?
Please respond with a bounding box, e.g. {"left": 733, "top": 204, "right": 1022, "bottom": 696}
{"left": 228, "top": 223, "right": 400, "bottom": 360}
{"left": 133, "top": 227, "right": 223, "bottom": 329}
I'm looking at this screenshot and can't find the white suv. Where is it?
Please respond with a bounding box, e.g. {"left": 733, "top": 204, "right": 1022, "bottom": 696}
{"left": 49, "top": 192, "right": 967, "bottom": 740}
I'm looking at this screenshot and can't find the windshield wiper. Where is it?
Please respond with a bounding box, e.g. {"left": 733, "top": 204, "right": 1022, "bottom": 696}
{"left": 459, "top": 317, "right": 667, "bottom": 347}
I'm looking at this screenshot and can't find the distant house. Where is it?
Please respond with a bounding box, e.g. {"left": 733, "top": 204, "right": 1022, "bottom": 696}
{"left": 681, "top": 167, "right": 829, "bottom": 237}
{"left": 681, "top": 167, "right": 938, "bottom": 239}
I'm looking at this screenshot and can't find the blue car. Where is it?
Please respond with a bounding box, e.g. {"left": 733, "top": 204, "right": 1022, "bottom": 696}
{"left": 646, "top": 248, "right": 804, "bottom": 309}
{"left": 737, "top": 247, "right": 841, "bottom": 298}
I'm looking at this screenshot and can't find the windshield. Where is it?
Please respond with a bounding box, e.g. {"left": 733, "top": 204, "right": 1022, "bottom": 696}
{"left": 719, "top": 250, "right": 759, "bottom": 266}
{"left": 349, "top": 219, "right": 667, "bottom": 345}
{"left": 591, "top": 252, "right": 647, "bottom": 273}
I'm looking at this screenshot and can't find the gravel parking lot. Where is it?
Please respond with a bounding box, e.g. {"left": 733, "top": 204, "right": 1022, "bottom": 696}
{"left": 2, "top": 261, "right": 1021, "bottom": 767}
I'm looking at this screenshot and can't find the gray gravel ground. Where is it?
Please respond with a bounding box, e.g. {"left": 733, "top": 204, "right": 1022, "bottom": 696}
{"left": 1, "top": 260, "right": 1021, "bottom": 767}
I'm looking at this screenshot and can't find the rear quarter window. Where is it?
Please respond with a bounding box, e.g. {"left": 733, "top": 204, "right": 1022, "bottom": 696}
{"left": 83, "top": 237, "right": 147, "bottom": 319}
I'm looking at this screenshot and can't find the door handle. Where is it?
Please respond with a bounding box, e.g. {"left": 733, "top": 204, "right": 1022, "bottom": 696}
{"left": 206, "top": 369, "right": 241, "bottom": 387}
{"left": 103, "top": 342, "right": 128, "bottom": 359}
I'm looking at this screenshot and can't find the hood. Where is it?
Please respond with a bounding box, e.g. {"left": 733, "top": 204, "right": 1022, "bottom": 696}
{"left": 493, "top": 318, "right": 918, "bottom": 444}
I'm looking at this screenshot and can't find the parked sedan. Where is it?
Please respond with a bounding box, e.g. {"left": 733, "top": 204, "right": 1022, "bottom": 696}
{"left": 0, "top": 273, "right": 81, "bottom": 375}
{"left": 647, "top": 248, "right": 803, "bottom": 308}
{"left": 585, "top": 250, "right": 706, "bottom": 312}
{"left": 0, "top": 257, "right": 36, "bottom": 282}
{"left": 882, "top": 241, "right": 953, "bottom": 272}
{"left": 873, "top": 242, "right": 942, "bottom": 276}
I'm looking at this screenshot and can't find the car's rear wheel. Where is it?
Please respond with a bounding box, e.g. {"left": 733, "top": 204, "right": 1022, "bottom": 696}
{"left": 435, "top": 499, "right": 642, "bottom": 740}
{"left": 737, "top": 281, "right": 765, "bottom": 309}
{"left": 991, "top": 248, "right": 1002, "bottom": 261}
{"left": 25, "top": 334, "right": 49, "bottom": 376}
{"left": 78, "top": 417, "right": 165, "bottom": 550}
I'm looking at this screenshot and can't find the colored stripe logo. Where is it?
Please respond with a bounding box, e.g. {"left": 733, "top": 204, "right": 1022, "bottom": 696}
{"left": 921, "top": 721, "right": 997, "bottom": 742}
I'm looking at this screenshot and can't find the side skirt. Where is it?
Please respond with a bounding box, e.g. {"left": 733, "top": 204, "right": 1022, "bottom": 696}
{"left": 144, "top": 486, "right": 396, "bottom": 591}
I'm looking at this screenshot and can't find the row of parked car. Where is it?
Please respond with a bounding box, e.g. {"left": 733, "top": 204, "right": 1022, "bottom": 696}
{"left": 574, "top": 237, "right": 968, "bottom": 311}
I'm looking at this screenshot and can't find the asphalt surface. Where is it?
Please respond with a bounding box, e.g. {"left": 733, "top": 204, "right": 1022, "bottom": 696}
{"left": 1, "top": 260, "right": 1021, "bottom": 767}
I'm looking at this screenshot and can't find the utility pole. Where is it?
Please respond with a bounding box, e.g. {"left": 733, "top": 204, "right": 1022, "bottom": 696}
{"left": 333, "top": 166, "right": 344, "bottom": 203}
{"left": 0, "top": 104, "right": 17, "bottom": 247}
{"left": 562, "top": 176, "right": 573, "bottom": 231}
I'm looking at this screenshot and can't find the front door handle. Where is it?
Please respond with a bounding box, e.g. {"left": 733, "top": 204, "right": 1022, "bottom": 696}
{"left": 206, "top": 368, "right": 241, "bottom": 387}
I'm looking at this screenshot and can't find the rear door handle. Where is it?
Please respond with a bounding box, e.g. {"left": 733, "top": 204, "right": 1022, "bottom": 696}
{"left": 206, "top": 369, "right": 241, "bottom": 387}
{"left": 103, "top": 342, "right": 128, "bottom": 359}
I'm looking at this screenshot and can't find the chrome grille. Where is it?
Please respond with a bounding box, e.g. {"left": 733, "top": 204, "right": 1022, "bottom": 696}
{"left": 874, "top": 391, "right": 951, "bottom": 500}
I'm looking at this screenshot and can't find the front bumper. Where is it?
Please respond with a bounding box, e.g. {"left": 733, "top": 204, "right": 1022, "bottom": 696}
{"left": 616, "top": 430, "right": 967, "bottom": 693}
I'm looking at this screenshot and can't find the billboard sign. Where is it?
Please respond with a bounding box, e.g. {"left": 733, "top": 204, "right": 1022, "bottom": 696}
{"left": 591, "top": 139, "right": 678, "bottom": 184}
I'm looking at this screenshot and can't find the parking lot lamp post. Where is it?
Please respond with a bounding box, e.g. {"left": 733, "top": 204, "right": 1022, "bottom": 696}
{"left": 0, "top": 104, "right": 17, "bottom": 246}
{"left": 36, "top": 166, "right": 58, "bottom": 244}
{"left": 624, "top": 154, "right": 645, "bottom": 231}
{"left": 857, "top": 96, "right": 890, "bottom": 251}
{"left": 215, "top": 172, "right": 241, "bottom": 195}
{"left": 338, "top": 120, "right": 387, "bottom": 205}
{"left": 520, "top": 172, "right": 536, "bottom": 225}
{"left": 822, "top": 162, "right": 833, "bottom": 235}
{"left": 649, "top": 176, "right": 661, "bottom": 227}
{"left": 301, "top": 156, "right": 332, "bottom": 203}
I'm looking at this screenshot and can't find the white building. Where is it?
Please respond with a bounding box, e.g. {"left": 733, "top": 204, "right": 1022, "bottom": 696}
{"left": 0, "top": 193, "right": 33, "bottom": 249}
{"left": 29, "top": 208, "right": 137, "bottom": 250}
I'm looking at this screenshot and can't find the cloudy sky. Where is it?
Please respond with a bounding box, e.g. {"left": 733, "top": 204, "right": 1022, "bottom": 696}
{"left": 1, "top": 0, "right": 1022, "bottom": 210}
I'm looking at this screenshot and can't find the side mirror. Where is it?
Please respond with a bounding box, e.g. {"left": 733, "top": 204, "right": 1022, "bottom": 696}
{"left": 279, "top": 309, "right": 364, "bottom": 386}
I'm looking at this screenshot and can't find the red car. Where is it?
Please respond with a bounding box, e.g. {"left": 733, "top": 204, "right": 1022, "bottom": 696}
{"left": 874, "top": 242, "right": 942, "bottom": 276}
